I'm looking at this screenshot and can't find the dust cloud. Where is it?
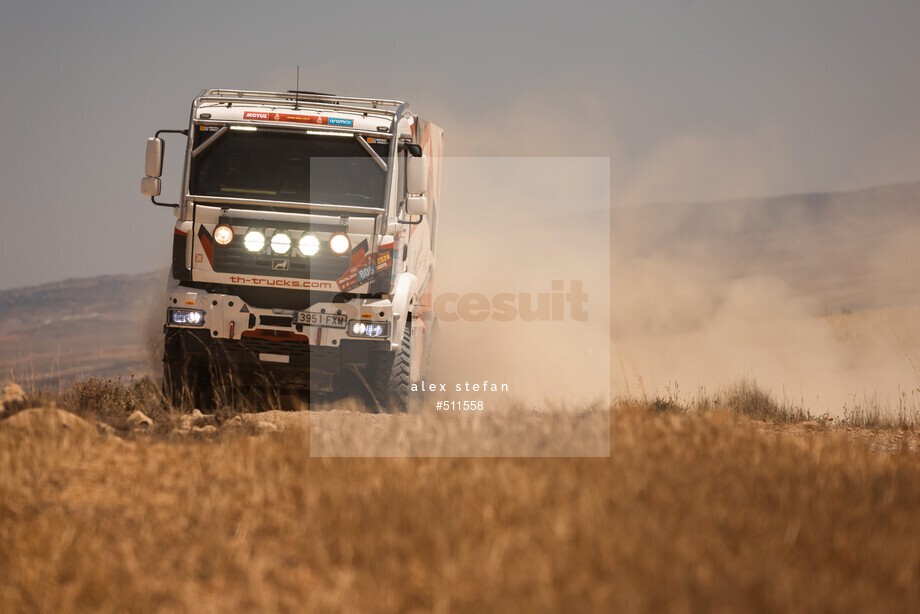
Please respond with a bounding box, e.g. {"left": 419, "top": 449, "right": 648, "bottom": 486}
{"left": 425, "top": 157, "right": 611, "bottom": 410}
{"left": 611, "top": 184, "right": 920, "bottom": 415}
{"left": 432, "top": 99, "right": 920, "bottom": 416}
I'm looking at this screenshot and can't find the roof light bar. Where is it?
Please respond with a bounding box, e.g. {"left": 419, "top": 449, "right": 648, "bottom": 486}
{"left": 306, "top": 130, "right": 353, "bottom": 137}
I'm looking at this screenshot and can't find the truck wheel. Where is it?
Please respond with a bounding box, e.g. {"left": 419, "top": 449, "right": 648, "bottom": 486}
{"left": 368, "top": 317, "right": 413, "bottom": 413}
{"left": 163, "top": 356, "right": 191, "bottom": 410}
{"left": 163, "top": 341, "right": 213, "bottom": 412}
{"left": 388, "top": 320, "right": 413, "bottom": 413}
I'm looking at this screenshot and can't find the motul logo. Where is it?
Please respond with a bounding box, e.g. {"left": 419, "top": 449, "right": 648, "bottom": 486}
{"left": 243, "top": 112, "right": 269, "bottom": 119}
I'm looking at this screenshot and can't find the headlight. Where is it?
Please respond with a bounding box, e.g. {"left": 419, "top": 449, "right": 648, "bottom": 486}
{"left": 169, "top": 308, "right": 205, "bottom": 326}
{"left": 214, "top": 224, "right": 234, "bottom": 246}
{"left": 271, "top": 232, "right": 292, "bottom": 254}
{"left": 347, "top": 320, "right": 389, "bottom": 338}
{"left": 299, "top": 234, "right": 320, "bottom": 256}
{"left": 329, "top": 232, "right": 350, "bottom": 255}
{"left": 244, "top": 230, "right": 265, "bottom": 252}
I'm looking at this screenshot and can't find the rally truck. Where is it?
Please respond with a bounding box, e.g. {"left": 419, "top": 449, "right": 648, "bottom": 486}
{"left": 141, "top": 88, "right": 443, "bottom": 412}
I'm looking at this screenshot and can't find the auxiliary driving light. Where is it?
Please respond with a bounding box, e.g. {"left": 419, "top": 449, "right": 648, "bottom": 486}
{"left": 299, "top": 234, "right": 320, "bottom": 256}
{"left": 347, "top": 320, "right": 389, "bottom": 338}
{"left": 214, "top": 224, "right": 234, "bottom": 246}
{"left": 271, "top": 232, "right": 292, "bottom": 254}
{"left": 329, "top": 232, "right": 351, "bottom": 255}
{"left": 169, "top": 308, "right": 205, "bottom": 326}
{"left": 244, "top": 230, "right": 265, "bottom": 252}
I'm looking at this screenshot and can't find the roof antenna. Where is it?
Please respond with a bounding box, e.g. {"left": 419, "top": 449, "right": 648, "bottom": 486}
{"left": 294, "top": 66, "right": 300, "bottom": 110}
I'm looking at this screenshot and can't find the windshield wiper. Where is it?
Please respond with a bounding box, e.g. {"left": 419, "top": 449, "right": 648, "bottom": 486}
{"left": 191, "top": 125, "right": 229, "bottom": 159}
{"left": 355, "top": 134, "right": 387, "bottom": 171}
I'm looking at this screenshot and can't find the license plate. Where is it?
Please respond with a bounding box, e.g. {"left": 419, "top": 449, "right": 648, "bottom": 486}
{"left": 294, "top": 311, "right": 347, "bottom": 328}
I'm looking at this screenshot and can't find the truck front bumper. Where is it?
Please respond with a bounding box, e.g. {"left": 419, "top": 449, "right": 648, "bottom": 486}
{"left": 165, "top": 287, "right": 394, "bottom": 346}
{"left": 164, "top": 287, "right": 394, "bottom": 389}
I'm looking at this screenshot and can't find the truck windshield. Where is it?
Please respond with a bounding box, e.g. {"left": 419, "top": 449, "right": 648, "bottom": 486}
{"left": 189, "top": 128, "right": 389, "bottom": 207}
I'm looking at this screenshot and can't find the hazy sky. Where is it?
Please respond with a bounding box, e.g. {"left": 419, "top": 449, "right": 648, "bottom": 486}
{"left": 1, "top": 0, "right": 919, "bottom": 290}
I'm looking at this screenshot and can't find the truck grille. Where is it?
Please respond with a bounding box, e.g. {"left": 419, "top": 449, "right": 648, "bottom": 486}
{"left": 211, "top": 339, "right": 341, "bottom": 377}
{"left": 213, "top": 337, "right": 315, "bottom": 364}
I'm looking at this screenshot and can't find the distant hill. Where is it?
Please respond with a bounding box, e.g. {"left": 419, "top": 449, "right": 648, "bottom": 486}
{"left": 613, "top": 181, "right": 920, "bottom": 313}
{"left": 0, "top": 271, "right": 166, "bottom": 388}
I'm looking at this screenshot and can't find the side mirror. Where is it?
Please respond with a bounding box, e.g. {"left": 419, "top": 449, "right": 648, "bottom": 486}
{"left": 406, "top": 196, "right": 428, "bottom": 216}
{"left": 141, "top": 176, "right": 162, "bottom": 197}
{"left": 142, "top": 130, "right": 188, "bottom": 208}
{"left": 406, "top": 155, "right": 428, "bottom": 196}
{"left": 145, "top": 138, "right": 164, "bottom": 177}
{"left": 142, "top": 137, "right": 164, "bottom": 197}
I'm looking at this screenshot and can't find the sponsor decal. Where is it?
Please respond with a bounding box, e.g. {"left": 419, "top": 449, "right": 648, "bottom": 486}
{"left": 283, "top": 114, "right": 326, "bottom": 125}
{"left": 366, "top": 137, "right": 388, "bottom": 145}
{"left": 336, "top": 250, "right": 393, "bottom": 292}
{"left": 350, "top": 238, "right": 369, "bottom": 268}
{"left": 242, "top": 111, "right": 352, "bottom": 126}
{"left": 374, "top": 250, "right": 393, "bottom": 272}
{"left": 195, "top": 254, "right": 203, "bottom": 263}
{"left": 336, "top": 267, "right": 360, "bottom": 292}
{"left": 375, "top": 245, "right": 396, "bottom": 291}
{"left": 227, "top": 275, "right": 336, "bottom": 289}
{"left": 197, "top": 226, "right": 215, "bottom": 267}
{"left": 272, "top": 259, "right": 290, "bottom": 271}
{"left": 240, "top": 305, "right": 249, "bottom": 313}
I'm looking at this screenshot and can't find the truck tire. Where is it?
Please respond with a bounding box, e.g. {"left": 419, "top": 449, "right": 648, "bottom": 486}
{"left": 368, "top": 317, "right": 412, "bottom": 413}
{"left": 163, "top": 339, "right": 213, "bottom": 411}
{"left": 388, "top": 321, "right": 413, "bottom": 412}
{"left": 163, "top": 357, "right": 191, "bottom": 410}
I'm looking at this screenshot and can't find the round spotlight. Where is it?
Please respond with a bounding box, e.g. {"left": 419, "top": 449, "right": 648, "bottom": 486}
{"left": 299, "top": 234, "right": 320, "bottom": 256}
{"left": 271, "top": 232, "right": 292, "bottom": 254}
{"left": 351, "top": 321, "right": 366, "bottom": 336}
{"left": 329, "top": 232, "right": 351, "bottom": 255}
{"left": 244, "top": 230, "right": 265, "bottom": 252}
{"left": 214, "top": 224, "right": 234, "bottom": 246}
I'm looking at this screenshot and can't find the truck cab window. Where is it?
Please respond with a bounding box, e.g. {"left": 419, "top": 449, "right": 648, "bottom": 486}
{"left": 190, "top": 129, "right": 389, "bottom": 208}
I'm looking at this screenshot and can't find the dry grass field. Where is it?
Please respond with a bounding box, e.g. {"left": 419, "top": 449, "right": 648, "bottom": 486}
{"left": 2, "top": 380, "right": 920, "bottom": 613}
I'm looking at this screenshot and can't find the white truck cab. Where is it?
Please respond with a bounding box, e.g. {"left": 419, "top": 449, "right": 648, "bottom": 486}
{"left": 142, "top": 89, "right": 443, "bottom": 411}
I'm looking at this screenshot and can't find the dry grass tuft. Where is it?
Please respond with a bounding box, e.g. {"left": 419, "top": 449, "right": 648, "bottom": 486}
{"left": 59, "top": 376, "right": 169, "bottom": 427}
{"left": 714, "top": 378, "right": 812, "bottom": 423}
{"left": 840, "top": 391, "right": 920, "bottom": 431}
{"left": 2, "top": 381, "right": 45, "bottom": 417}
{"left": 645, "top": 378, "right": 812, "bottom": 424}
